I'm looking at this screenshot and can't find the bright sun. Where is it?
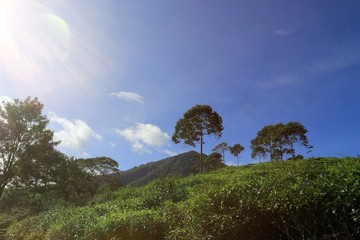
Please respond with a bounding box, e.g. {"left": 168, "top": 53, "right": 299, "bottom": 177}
{"left": 0, "top": 0, "right": 71, "bottom": 93}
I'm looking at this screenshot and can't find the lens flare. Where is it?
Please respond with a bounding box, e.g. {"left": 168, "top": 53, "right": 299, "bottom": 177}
{"left": 0, "top": 0, "right": 72, "bottom": 95}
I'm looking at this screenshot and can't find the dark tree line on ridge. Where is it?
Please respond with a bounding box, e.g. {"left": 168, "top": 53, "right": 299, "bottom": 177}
{"left": 173, "top": 104, "right": 312, "bottom": 172}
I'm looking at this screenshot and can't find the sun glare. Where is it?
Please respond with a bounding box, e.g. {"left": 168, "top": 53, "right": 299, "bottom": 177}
{"left": 0, "top": 0, "right": 72, "bottom": 94}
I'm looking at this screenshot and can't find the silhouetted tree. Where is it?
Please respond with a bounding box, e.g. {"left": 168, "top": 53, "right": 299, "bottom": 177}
{"left": 284, "top": 122, "right": 312, "bottom": 160}
{"left": 172, "top": 105, "right": 223, "bottom": 173}
{"left": 250, "top": 122, "right": 312, "bottom": 162}
{"left": 229, "top": 143, "right": 245, "bottom": 166}
{"left": 212, "top": 142, "right": 229, "bottom": 164}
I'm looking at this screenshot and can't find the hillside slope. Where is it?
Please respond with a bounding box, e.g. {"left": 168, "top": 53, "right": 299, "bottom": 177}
{"left": 7, "top": 157, "right": 360, "bottom": 240}
{"left": 120, "top": 151, "right": 202, "bottom": 186}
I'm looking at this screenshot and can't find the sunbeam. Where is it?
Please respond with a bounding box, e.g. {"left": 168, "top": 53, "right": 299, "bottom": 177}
{"left": 0, "top": 0, "right": 109, "bottom": 100}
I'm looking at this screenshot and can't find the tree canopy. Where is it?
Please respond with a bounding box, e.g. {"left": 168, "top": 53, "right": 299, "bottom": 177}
{"left": 229, "top": 143, "right": 245, "bottom": 166}
{"left": 212, "top": 142, "right": 229, "bottom": 164}
{"left": 250, "top": 122, "right": 312, "bottom": 162}
{"left": 0, "top": 97, "right": 58, "bottom": 199}
{"left": 0, "top": 97, "right": 103, "bottom": 205}
{"left": 204, "top": 152, "right": 224, "bottom": 172}
{"left": 172, "top": 105, "right": 223, "bottom": 173}
{"left": 77, "top": 157, "right": 121, "bottom": 189}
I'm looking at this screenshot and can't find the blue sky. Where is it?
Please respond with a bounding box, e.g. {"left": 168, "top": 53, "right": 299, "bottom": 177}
{"left": 1, "top": 0, "right": 359, "bottom": 170}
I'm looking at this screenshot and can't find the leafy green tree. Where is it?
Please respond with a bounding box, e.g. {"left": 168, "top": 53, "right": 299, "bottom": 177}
{"left": 77, "top": 157, "right": 121, "bottom": 189}
{"left": 204, "top": 152, "right": 224, "bottom": 172}
{"left": 172, "top": 105, "right": 224, "bottom": 173}
{"left": 250, "top": 124, "right": 280, "bottom": 162}
{"left": 212, "top": 142, "right": 229, "bottom": 164}
{"left": 284, "top": 122, "right": 312, "bottom": 160}
{"left": 0, "top": 97, "right": 58, "bottom": 199}
{"left": 229, "top": 143, "right": 245, "bottom": 166}
{"left": 49, "top": 153, "right": 96, "bottom": 202}
{"left": 3, "top": 150, "right": 96, "bottom": 209}
{"left": 250, "top": 122, "right": 312, "bottom": 162}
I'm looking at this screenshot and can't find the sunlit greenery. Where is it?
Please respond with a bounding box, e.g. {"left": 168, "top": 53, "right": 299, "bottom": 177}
{"left": 6, "top": 157, "right": 360, "bottom": 239}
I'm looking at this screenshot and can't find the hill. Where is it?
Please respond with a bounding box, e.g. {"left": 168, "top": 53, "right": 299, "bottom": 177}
{"left": 7, "top": 157, "right": 360, "bottom": 239}
{"left": 120, "top": 151, "right": 202, "bottom": 186}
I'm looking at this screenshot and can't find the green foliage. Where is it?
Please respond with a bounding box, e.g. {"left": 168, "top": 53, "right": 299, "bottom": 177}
{"left": 250, "top": 122, "right": 312, "bottom": 162}
{"left": 172, "top": 105, "right": 224, "bottom": 173}
{"left": 212, "top": 142, "right": 228, "bottom": 164}
{"left": 229, "top": 143, "right": 245, "bottom": 166}
{"left": 77, "top": 156, "right": 121, "bottom": 190}
{"left": 204, "top": 152, "right": 224, "bottom": 172}
{"left": 0, "top": 97, "right": 59, "bottom": 199}
{"left": 0, "top": 213, "right": 17, "bottom": 239}
{"left": 7, "top": 157, "right": 360, "bottom": 239}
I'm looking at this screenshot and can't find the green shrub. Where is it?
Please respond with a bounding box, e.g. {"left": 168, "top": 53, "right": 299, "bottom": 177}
{"left": 7, "top": 157, "right": 360, "bottom": 240}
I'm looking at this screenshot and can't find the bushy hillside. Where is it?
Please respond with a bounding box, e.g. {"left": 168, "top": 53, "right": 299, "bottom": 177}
{"left": 7, "top": 157, "right": 360, "bottom": 239}
{"left": 120, "top": 151, "right": 202, "bottom": 186}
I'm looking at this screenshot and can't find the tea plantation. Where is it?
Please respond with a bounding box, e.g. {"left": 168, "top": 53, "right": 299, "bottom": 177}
{"left": 6, "top": 157, "right": 360, "bottom": 239}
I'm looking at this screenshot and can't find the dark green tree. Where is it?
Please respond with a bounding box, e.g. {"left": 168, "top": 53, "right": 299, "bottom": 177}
{"left": 172, "top": 105, "right": 224, "bottom": 173}
{"left": 0, "top": 97, "right": 58, "bottom": 199}
{"left": 250, "top": 122, "right": 312, "bottom": 162}
{"left": 204, "top": 152, "right": 224, "bottom": 172}
{"left": 250, "top": 124, "right": 279, "bottom": 162}
{"left": 212, "top": 142, "right": 229, "bottom": 164}
{"left": 284, "top": 122, "right": 312, "bottom": 160}
{"left": 77, "top": 157, "right": 121, "bottom": 189}
{"left": 229, "top": 143, "right": 245, "bottom": 166}
{"left": 49, "top": 153, "right": 96, "bottom": 202}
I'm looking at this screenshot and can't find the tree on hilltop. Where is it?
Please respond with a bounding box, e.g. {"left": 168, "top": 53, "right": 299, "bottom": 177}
{"left": 212, "top": 142, "right": 229, "bottom": 164}
{"left": 172, "top": 105, "right": 223, "bottom": 174}
{"left": 229, "top": 143, "right": 245, "bottom": 166}
{"left": 284, "top": 122, "right": 313, "bottom": 160}
{"left": 250, "top": 122, "right": 312, "bottom": 162}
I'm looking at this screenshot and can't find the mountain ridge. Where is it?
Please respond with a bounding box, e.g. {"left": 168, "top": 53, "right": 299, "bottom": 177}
{"left": 120, "top": 151, "right": 202, "bottom": 186}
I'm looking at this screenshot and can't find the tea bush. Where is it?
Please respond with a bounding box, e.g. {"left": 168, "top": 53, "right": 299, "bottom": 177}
{"left": 7, "top": 157, "right": 360, "bottom": 239}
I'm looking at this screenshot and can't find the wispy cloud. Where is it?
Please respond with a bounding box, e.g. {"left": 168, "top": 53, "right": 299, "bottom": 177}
{"left": 309, "top": 50, "right": 360, "bottom": 74}
{"left": 255, "top": 74, "right": 298, "bottom": 90}
{"left": 49, "top": 112, "right": 102, "bottom": 151}
{"left": 109, "top": 91, "right": 144, "bottom": 103}
{"left": 274, "top": 29, "right": 295, "bottom": 36}
{"left": 115, "top": 123, "right": 170, "bottom": 154}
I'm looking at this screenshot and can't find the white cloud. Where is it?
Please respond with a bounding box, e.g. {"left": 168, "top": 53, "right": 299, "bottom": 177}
{"left": 115, "top": 123, "right": 170, "bottom": 154}
{"left": 49, "top": 112, "right": 102, "bottom": 151}
{"left": 109, "top": 91, "right": 144, "bottom": 103}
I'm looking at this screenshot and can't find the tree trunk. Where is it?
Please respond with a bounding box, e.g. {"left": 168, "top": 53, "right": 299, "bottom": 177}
{"left": 291, "top": 141, "right": 295, "bottom": 160}
{"left": 200, "top": 134, "right": 203, "bottom": 174}
{"left": 222, "top": 149, "right": 225, "bottom": 165}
